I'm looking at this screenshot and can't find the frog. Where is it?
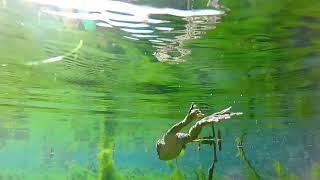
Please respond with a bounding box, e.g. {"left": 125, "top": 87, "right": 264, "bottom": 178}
{"left": 156, "top": 103, "right": 242, "bottom": 160}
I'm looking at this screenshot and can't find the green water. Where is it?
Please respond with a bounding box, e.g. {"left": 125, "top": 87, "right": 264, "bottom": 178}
{"left": 0, "top": 0, "right": 320, "bottom": 179}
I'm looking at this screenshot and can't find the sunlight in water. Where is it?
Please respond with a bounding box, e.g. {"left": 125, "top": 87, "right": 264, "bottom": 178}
{"left": 25, "top": 0, "right": 225, "bottom": 63}
{"left": 25, "top": 0, "right": 224, "bottom": 17}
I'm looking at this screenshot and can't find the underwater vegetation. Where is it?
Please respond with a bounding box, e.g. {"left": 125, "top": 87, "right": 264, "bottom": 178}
{"left": 0, "top": 162, "right": 96, "bottom": 180}
{"left": 310, "top": 163, "right": 320, "bottom": 180}
{"left": 97, "top": 149, "right": 120, "bottom": 180}
{"left": 236, "top": 132, "right": 260, "bottom": 180}
{"left": 65, "top": 162, "right": 97, "bottom": 180}
{"left": 236, "top": 132, "right": 320, "bottom": 180}
{"left": 194, "top": 166, "right": 206, "bottom": 180}
{"left": 168, "top": 166, "right": 184, "bottom": 180}
{"left": 273, "top": 161, "right": 299, "bottom": 180}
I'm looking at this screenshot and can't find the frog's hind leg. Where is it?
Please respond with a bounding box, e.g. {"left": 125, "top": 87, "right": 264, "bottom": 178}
{"left": 178, "top": 107, "right": 242, "bottom": 144}
{"left": 177, "top": 121, "right": 207, "bottom": 145}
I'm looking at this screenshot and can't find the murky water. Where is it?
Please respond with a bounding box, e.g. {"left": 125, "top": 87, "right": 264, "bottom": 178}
{"left": 0, "top": 0, "right": 320, "bottom": 179}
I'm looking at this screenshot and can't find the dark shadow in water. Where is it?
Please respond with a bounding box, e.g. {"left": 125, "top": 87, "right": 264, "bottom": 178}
{"left": 207, "top": 125, "right": 218, "bottom": 180}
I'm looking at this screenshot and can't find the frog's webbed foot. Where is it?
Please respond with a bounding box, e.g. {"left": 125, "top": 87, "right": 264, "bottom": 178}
{"left": 186, "top": 103, "right": 205, "bottom": 121}
{"left": 201, "top": 106, "right": 242, "bottom": 123}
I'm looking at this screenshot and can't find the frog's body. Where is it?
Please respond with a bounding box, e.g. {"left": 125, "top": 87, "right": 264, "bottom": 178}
{"left": 156, "top": 133, "right": 183, "bottom": 160}
{"left": 156, "top": 103, "right": 242, "bottom": 161}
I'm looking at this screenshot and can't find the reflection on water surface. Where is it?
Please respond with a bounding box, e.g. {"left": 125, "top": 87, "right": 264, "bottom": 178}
{"left": 28, "top": 0, "right": 224, "bottom": 62}
{"left": 0, "top": 0, "right": 320, "bottom": 179}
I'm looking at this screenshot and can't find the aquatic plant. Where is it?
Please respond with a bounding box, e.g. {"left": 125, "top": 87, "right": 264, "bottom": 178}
{"left": 235, "top": 133, "right": 260, "bottom": 180}
{"left": 178, "top": 148, "right": 185, "bottom": 158}
{"left": 273, "top": 161, "right": 298, "bottom": 180}
{"left": 235, "top": 133, "right": 320, "bottom": 180}
{"left": 97, "top": 149, "right": 120, "bottom": 180}
{"left": 194, "top": 165, "right": 206, "bottom": 180}
{"left": 169, "top": 166, "right": 185, "bottom": 180}
{"left": 97, "top": 118, "right": 121, "bottom": 180}
{"left": 66, "top": 161, "right": 97, "bottom": 180}
{"left": 310, "top": 163, "right": 320, "bottom": 180}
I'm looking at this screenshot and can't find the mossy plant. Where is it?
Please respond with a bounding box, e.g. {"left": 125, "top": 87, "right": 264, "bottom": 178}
{"left": 194, "top": 166, "right": 206, "bottom": 180}
{"left": 169, "top": 167, "right": 184, "bottom": 180}
{"left": 97, "top": 149, "right": 121, "bottom": 180}
{"left": 272, "top": 161, "right": 298, "bottom": 180}
{"left": 310, "top": 163, "right": 320, "bottom": 180}
{"left": 66, "top": 162, "right": 97, "bottom": 180}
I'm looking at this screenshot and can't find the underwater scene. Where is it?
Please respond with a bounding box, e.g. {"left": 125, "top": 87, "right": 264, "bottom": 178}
{"left": 0, "top": 0, "right": 320, "bottom": 179}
